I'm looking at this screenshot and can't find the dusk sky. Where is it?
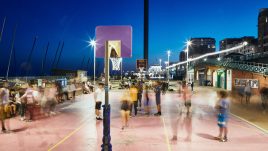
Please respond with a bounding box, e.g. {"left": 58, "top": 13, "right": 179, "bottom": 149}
{"left": 0, "top": 0, "right": 267, "bottom": 76}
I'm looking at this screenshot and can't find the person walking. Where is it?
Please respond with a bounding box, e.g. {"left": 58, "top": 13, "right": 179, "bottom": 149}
{"left": 44, "top": 83, "right": 57, "bottom": 116}
{"left": 94, "top": 83, "right": 105, "bottom": 120}
{"left": 137, "top": 81, "right": 143, "bottom": 109}
{"left": 190, "top": 80, "right": 194, "bottom": 92}
{"left": 144, "top": 84, "right": 150, "bottom": 115}
{"left": 129, "top": 84, "right": 138, "bottom": 116}
{"left": 215, "top": 90, "right": 230, "bottom": 142}
{"left": 244, "top": 82, "right": 251, "bottom": 105}
{"left": 70, "top": 82, "right": 77, "bottom": 101}
{"left": 154, "top": 81, "right": 162, "bottom": 116}
{"left": 120, "top": 91, "right": 131, "bottom": 130}
{"left": 182, "top": 81, "right": 192, "bottom": 115}
{"left": 20, "top": 83, "right": 36, "bottom": 122}
{"left": 0, "top": 82, "right": 10, "bottom": 132}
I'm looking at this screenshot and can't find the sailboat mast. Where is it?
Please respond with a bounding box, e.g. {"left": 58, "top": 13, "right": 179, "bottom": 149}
{"left": 6, "top": 24, "right": 17, "bottom": 80}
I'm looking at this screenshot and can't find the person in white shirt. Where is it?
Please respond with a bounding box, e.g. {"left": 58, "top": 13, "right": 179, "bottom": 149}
{"left": 20, "top": 84, "right": 37, "bottom": 122}
{"left": 94, "top": 83, "right": 105, "bottom": 120}
{"left": 0, "top": 82, "right": 10, "bottom": 132}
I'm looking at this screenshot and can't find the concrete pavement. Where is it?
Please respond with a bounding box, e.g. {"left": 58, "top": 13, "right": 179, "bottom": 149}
{"left": 1, "top": 87, "right": 268, "bottom": 151}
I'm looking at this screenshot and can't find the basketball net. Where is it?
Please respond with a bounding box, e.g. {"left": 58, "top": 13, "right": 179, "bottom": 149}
{"left": 139, "top": 67, "right": 144, "bottom": 73}
{"left": 110, "top": 58, "right": 122, "bottom": 71}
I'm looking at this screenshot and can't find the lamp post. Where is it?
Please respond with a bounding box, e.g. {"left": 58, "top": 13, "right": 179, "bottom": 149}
{"left": 185, "top": 40, "right": 192, "bottom": 83}
{"left": 167, "top": 50, "right": 171, "bottom": 82}
{"left": 89, "top": 39, "right": 96, "bottom": 85}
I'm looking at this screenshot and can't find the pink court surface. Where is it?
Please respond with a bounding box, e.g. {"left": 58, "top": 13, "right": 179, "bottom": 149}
{"left": 1, "top": 87, "right": 268, "bottom": 151}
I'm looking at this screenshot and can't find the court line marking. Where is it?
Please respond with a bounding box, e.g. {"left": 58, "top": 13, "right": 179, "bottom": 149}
{"left": 161, "top": 117, "right": 172, "bottom": 151}
{"left": 230, "top": 113, "right": 268, "bottom": 135}
{"left": 47, "top": 119, "right": 89, "bottom": 151}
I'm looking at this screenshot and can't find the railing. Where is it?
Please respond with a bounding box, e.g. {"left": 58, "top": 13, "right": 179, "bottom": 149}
{"left": 241, "top": 51, "right": 268, "bottom": 61}
{"left": 198, "top": 59, "right": 268, "bottom": 75}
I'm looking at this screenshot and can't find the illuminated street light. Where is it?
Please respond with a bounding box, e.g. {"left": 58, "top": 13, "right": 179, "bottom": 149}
{"left": 88, "top": 38, "right": 97, "bottom": 85}
{"left": 167, "top": 50, "right": 171, "bottom": 82}
{"left": 185, "top": 40, "right": 192, "bottom": 82}
{"left": 217, "top": 57, "right": 221, "bottom": 61}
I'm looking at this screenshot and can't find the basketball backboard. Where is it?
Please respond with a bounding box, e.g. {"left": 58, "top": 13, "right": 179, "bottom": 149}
{"left": 95, "top": 26, "right": 132, "bottom": 58}
{"left": 108, "top": 40, "right": 121, "bottom": 58}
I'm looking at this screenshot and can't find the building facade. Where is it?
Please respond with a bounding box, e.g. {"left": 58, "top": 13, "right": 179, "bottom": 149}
{"left": 179, "top": 37, "right": 216, "bottom": 61}
{"left": 220, "top": 36, "right": 258, "bottom": 57}
{"left": 258, "top": 8, "right": 268, "bottom": 53}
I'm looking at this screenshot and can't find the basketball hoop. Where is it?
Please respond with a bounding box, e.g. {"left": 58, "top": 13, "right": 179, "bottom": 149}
{"left": 110, "top": 58, "right": 122, "bottom": 71}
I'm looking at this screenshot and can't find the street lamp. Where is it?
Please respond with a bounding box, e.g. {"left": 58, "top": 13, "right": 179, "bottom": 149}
{"left": 89, "top": 38, "right": 96, "bottom": 85}
{"left": 167, "top": 50, "right": 171, "bottom": 82}
{"left": 185, "top": 40, "right": 192, "bottom": 83}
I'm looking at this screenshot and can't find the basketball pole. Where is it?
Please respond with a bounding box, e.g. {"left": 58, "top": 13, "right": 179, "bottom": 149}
{"left": 121, "top": 58, "right": 123, "bottom": 81}
{"left": 101, "top": 41, "right": 112, "bottom": 151}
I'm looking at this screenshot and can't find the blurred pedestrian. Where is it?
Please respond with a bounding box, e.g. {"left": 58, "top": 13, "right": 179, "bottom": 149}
{"left": 182, "top": 81, "right": 192, "bottom": 115}
{"left": 244, "top": 82, "right": 251, "bottom": 105}
{"left": 120, "top": 91, "right": 131, "bottom": 130}
{"left": 171, "top": 102, "right": 193, "bottom": 142}
{"left": 215, "top": 90, "right": 230, "bottom": 142}
{"left": 154, "top": 81, "right": 162, "bottom": 116}
{"left": 70, "top": 82, "right": 76, "bottom": 101}
{"left": 137, "top": 81, "right": 143, "bottom": 109}
{"left": 0, "top": 82, "right": 10, "bottom": 132}
{"left": 20, "top": 83, "right": 37, "bottom": 122}
{"left": 129, "top": 84, "right": 138, "bottom": 116}
{"left": 94, "top": 83, "right": 105, "bottom": 120}
{"left": 44, "top": 83, "right": 57, "bottom": 116}
{"left": 144, "top": 84, "right": 150, "bottom": 115}
{"left": 190, "top": 80, "right": 194, "bottom": 92}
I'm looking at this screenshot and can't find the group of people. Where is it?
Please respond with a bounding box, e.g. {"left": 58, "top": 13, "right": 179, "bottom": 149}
{"left": 238, "top": 82, "right": 252, "bottom": 104}
{"left": 117, "top": 79, "right": 230, "bottom": 142}
{"left": 0, "top": 81, "right": 67, "bottom": 133}
{"left": 118, "top": 80, "right": 163, "bottom": 130}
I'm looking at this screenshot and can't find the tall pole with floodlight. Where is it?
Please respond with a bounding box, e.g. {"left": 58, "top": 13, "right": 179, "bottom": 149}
{"left": 185, "top": 40, "right": 192, "bottom": 83}
{"left": 167, "top": 50, "right": 171, "bottom": 83}
{"left": 89, "top": 39, "right": 96, "bottom": 85}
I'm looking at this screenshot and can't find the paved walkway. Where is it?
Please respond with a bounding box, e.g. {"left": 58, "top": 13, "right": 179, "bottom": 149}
{"left": 1, "top": 87, "right": 268, "bottom": 151}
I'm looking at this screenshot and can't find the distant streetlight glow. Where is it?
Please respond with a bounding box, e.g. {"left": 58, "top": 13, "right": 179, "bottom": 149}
{"left": 243, "top": 41, "right": 248, "bottom": 46}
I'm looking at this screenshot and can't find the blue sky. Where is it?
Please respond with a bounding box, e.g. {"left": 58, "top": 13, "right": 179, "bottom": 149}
{"left": 0, "top": 0, "right": 267, "bottom": 76}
